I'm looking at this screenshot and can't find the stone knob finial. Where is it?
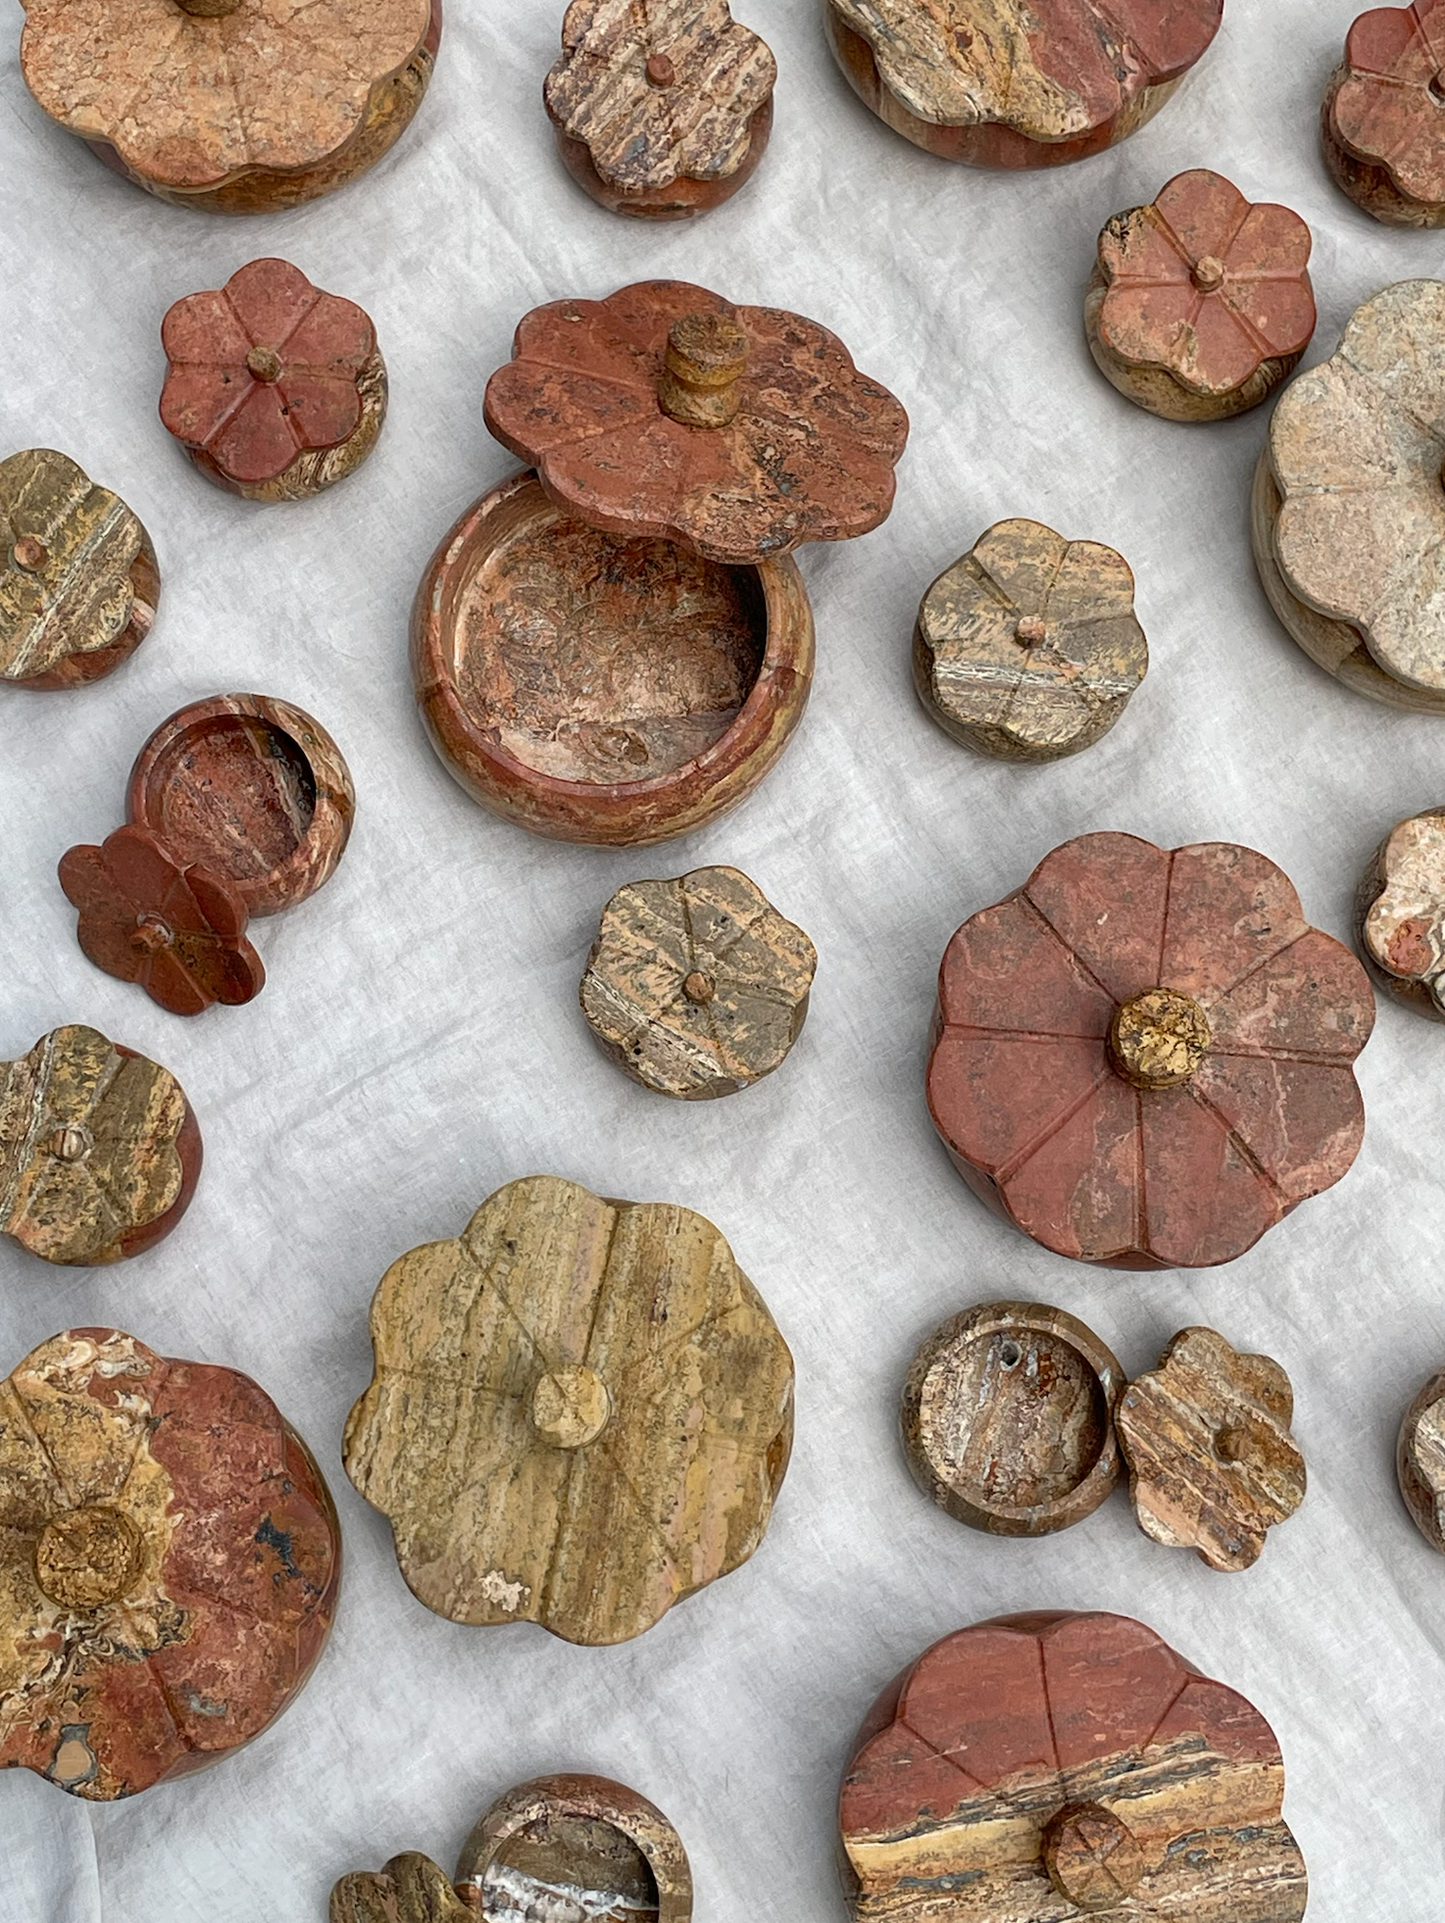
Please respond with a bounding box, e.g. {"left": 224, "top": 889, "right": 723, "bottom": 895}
{"left": 1109, "top": 988, "right": 1211, "bottom": 1090}
{"left": 1014, "top": 614, "right": 1048, "bottom": 647}
{"left": 1043, "top": 1802, "right": 1145, "bottom": 1911}
{"left": 657, "top": 312, "right": 749, "bottom": 428}
{"left": 246, "top": 345, "right": 284, "bottom": 383}
{"left": 1192, "top": 255, "right": 1226, "bottom": 293}
{"left": 646, "top": 52, "right": 677, "bottom": 88}
{"left": 531, "top": 1366, "right": 613, "bottom": 1450}
{"left": 11, "top": 536, "right": 48, "bottom": 573}
{"left": 34, "top": 1505, "right": 145, "bottom": 1612}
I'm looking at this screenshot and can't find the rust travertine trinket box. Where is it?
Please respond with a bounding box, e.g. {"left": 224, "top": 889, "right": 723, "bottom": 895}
{"left": 1087, "top": 170, "right": 1316, "bottom": 423}
{"left": 839, "top": 1613, "right": 1308, "bottom": 1919}
{"left": 0, "top": 1329, "right": 339, "bottom": 1799}
{"left": 414, "top": 279, "right": 908, "bottom": 846}
{"left": 902, "top": 1302, "right": 1124, "bottom": 1537}
{"left": 161, "top": 260, "right": 387, "bottom": 502}
{"left": 1255, "top": 281, "right": 1445, "bottom": 711}
{"left": 1, "top": 450, "right": 160, "bottom": 690}
{"left": 544, "top": 0, "right": 777, "bottom": 220}
{"left": 825, "top": 0, "right": 1222, "bottom": 169}
{"left": 332, "top": 1774, "right": 692, "bottom": 1921}
{"left": 914, "top": 519, "right": 1147, "bottom": 760}
{"left": 343, "top": 1174, "right": 793, "bottom": 1646}
{"left": 1324, "top": 3, "right": 1445, "bottom": 226}
{"left": 580, "top": 864, "right": 817, "bottom": 1098}
{"left": 927, "top": 832, "right": 1375, "bottom": 1268}
{"left": 19, "top": 0, "right": 443, "bottom": 214}
{"left": 1358, "top": 806, "right": 1445, "bottom": 1017}
{"left": 60, "top": 693, "right": 354, "bottom": 1016}
{"left": 1, "top": 1026, "right": 201, "bottom": 1265}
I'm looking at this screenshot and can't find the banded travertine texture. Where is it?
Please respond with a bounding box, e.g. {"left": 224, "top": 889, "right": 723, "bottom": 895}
{"left": 581, "top": 865, "right": 816, "bottom": 1098}
{"left": 914, "top": 520, "right": 1146, "bottom": 761}
{"left": 343, "top": 1176, "right": 794, "bottom": 1645}
{"left": 546, "top": 0, "right": 776, "bottom": 192}
{"left": 1357, "top": 808, "right": 1445, "bottom": 1019}
{"left": 0, "top": 449, "right": 156, "bottom": 688}
{"left": 840, "top": 1612, "right": 1308, "bottom": 1922}
{"left": 1398, "top": 1370, "right": 1445, "bottom": 1552}
{"left": 330, "top": 1853, "right": 474, "bottom": 1922}
{"left": 0, "top": 1026, "right": 194, "bottom": 1265}
{"left": 1117, "top": 1328, "right": 1306, "bottom": 1573}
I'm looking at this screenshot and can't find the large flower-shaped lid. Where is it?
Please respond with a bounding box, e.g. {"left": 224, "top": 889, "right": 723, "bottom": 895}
{"left": 0, "top": 1329, "right": 339, "bottom": 1800}
{"left": 827, "top": 0, "right": 1221, "bottom": 139}
{"left": 161, "top": 259, "right": 378, "bottom": 489}
{"left": 840, "top": 1613, "right": 1307, "bottom": 1920}
{"left": 343, "top": 1174, "right": 795, "bottom": 1646}
{"left": 1331, "top": 3, "right": 1445, "bottom": 206}
{"left": 19, "top": 0, "right": 433, "bottom": 195}
{"left": 59, "top": 825, "right": 265, "bottom": 1017}
{"left": 0, "top": 1026, "right": 199, "bottom": 1266}
{"left": 1268, "top": 280, "right": 1445, "bottom": 695}
{"left": 484, "top": 280, "right": 909, "bottom": 565}
{"left": 545, "top": 0, "right": 776, "bottom": 194}
{"left": 1095, "top": 171, "right": 1316, "bottom": 399}
{"left": 0, "top": 449, "right": 151, "bottom": 685}
{"left": 928, "top": 833, "right": 1375, "bottom": 1269}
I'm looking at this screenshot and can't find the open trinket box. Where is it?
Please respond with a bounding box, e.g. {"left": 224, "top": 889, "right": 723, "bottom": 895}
{"left": 18, "top": 0, "right": 443, "bottom": 214}
{"left": 413, "top": 280, "right": 908, "bottom": 845}
{"left": 60, "top": 694, "right": 354, "bottom": 1015}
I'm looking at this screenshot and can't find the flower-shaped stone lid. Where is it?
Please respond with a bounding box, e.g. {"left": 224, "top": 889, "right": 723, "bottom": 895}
{"left": 343, "top": 1174, "right": 795, "bottom": 1646}
{"left": 483, "top": 280, "right": 909, "bottom": 566}
{"left": 0, "top": 449, "right": 152, "bottom": 685}
{"left": 161, "top": 260, "right": 378, "bottom": 490}
{"left": 19, "top": 0, "right": 433, "bottom": 195}
{"left": 928, "top": 833, "right": 1375, "bottom": 1269}
{"left": 545, "top": 0, "right": 776, "bottom": 193}
{"left": 1361, "top": 807, "right": 1445, "bottom": 1011}
{"left": 59, "top": 825, "right": 265, "bottom": 1017}
{"left": 827, "top": 0, "right": 1222, "bottom": 141}
{"left": 840, "top": 1612, "right": 1307, "bottom": 1920}
{"left": 1331, "top": 3, "right": 1445, "bottom": 206}
{"left": 1268, "top": 281, "right": 1445, "bottom": 695}
{"left": 1118, "top": 1328, "right": 1307, "bottom": 1572}
{"left": 0, "top": 1328, "right": 340, "bottom": 1800}
{"left": 0, "top": 1025, "right": 200, "bottom": 1266}
{"left": 916, "top": 519, "right": 1147, "bottom": 760}
{"left": 1095, "top": 171, "right": 1316, "bottom": 398}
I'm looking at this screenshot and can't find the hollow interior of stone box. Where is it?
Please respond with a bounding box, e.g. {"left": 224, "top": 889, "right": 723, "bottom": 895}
{"left": 946, "top": 1330, "right": 1109, "bottom": 1510}
{"left": 144, "top": 716, "right": 317, "bottom": 883}
{"left": 454, "top": 498, "right": 768, "bottom": 786}
{"left": 480, "top": 1813, "right": 659, "bottom": 1919}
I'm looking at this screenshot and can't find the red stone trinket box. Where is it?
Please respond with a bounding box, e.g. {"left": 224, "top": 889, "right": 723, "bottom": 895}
{"left": 825, "top": 0, "right": 1222, "bottom": 169}
{"left": 0, "top": 1329, "right": 339, "bottom": 1800}
{"left": 1324, "top": 3, "right": 1445, "bottom": 226}
{"left": 839, "top": 1613, "right": 1308, "bottom": 1920}
{"left": 1087, "top": 170, "right": 1316, "bottom": 423}
{"left": 414, "top": 280, "right": 907, "bottom": 846}
{"left": 161, "top": 260, "right": 386, "bottom": 502}
{"left": 545, "top": 0, "right": 776, "bottom": 220}
{"left": 0, "top": 1025, "right": 201, "bottom": 1266}
{"left": 332, "top": 1773, "right": 693, "bottom": 1922}
{"left": 19, "top": 0, "right": 442, "bottom": 215}
{"left": 928, "top": 832, "right": 1375, "bottom": 1268}
{"left": 60, "top": 693, "right": 354, "bottom": 1016}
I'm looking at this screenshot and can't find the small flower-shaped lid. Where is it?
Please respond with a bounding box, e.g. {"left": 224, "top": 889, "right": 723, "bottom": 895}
{"left": 0, "top": 1025, "right": 200, "bottom": 1266}
{"left": 840, "top": 1613, "right": 1307, "bottom": 1921}
{"left": 1361, "top": 807, "right": 1445, "bottom": 1010}
{"left": 1331, "top": 3, "right": 1445, "bottom": 207}
{"left": 161, "top": 259, "right": 378, "bottom": 490}
{"left": 828, "top": 0, "right": 1221, "bottom": 142}
{"left": 1118, "top": 1328, "right": 1307, "bottom": 1572}
{"left": 20, "top": 0, "right": 433, "bottom": 195}
{"left": 545, "top": 0, "right": 776, "bottom": 194}
{"left": 928, "top": 833, "right": 1375, "bottom": 1269}
{"left": 484, "top": 280, "right": 909, "bottom": 566}
{"left": 1095, "top": 171, "right": 1316, "bottom": 399}
{"left": 916, "top": 519, "right": 1147, "bottom": 760}
{"left": 0, "top": 1328, "right": 339, "bottom": 1800}
{"left": 0, "top": 449, "right": 152, "bottom": 685}
{"left": 343, "top": 1174, "right": 795, "bottom": 1646}
{"left": 1269, "top": 281, "right": 1445, "bottom": 696}
{"left": 58, "top": 825, "right": 265, "bottom": 1017}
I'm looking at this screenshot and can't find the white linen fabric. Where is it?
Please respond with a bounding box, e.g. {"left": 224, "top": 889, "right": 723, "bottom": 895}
{"left": 0, "top": 2, "right": 1441, "bottom": 1917}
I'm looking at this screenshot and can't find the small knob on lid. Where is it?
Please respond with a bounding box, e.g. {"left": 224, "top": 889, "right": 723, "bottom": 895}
{"left": 1192, "top": 255, "right": 1226, "bottom": 293}
{"left": 646, "top": 52, "right": 677, "bottom": 87}
{"left": 1043, "top": 1803, "right": 1145, "bottom": 1911}
{"left": 246, "top": 346, "right": 284, "bottom": 383}
{"left": 531, "top": 1366, "right": 613, "bottom": 1450}
{"left": 657, "top": 311, "right": 749, "bottom": 429}
{"left": 12, "top": 536, "right": 48, "bottom": 573}
{"left": 1015, "top": 615, "right": 1048, "bottom": 647}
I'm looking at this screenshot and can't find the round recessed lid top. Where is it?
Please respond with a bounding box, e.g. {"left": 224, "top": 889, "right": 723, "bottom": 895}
{"left": 902, "top": 1301, "right": 1124, "bottom": 1536}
